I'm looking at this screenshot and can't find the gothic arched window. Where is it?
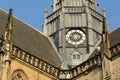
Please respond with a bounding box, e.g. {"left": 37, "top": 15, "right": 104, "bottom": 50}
{"left": 11, "top": 69, "right": 29, "bottom": 80}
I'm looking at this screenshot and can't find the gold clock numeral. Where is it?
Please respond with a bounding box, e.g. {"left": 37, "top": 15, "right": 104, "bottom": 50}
{"left": 66, "top": 29, "right": 86, "bottom": 45}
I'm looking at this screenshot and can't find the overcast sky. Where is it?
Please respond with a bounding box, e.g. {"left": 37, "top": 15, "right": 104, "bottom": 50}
{"left": 0, "top": 0, "right": 120, "bottom": 32}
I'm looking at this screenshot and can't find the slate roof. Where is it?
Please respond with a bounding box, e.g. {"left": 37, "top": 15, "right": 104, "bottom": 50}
{"left": 0, "top": 9, "right": 62, "bottom": 67}
{"left": 109, "top": 27, "right": 120, "bottom": 47}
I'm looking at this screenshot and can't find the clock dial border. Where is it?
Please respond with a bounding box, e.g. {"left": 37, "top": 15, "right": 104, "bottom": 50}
{"left": 66, "top": 29, "right": 86, "bottom": 45}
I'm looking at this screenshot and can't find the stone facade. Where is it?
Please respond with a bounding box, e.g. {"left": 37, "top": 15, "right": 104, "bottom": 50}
{"left": 0, "top": 0, "right": 120, "bottom": 80}
{"left": 76, "top": 68, "right": 102, "bottom": 80}
{"left": 11, "top": 59, "right": 52, "bottom": 80}
{"left": 43, "top": 0, "right": 103, "bottom": 68}
{"left": 111, "top": 55, "right": 120, "bottom": 80}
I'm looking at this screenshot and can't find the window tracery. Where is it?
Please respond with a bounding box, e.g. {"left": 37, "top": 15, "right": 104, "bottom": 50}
{"left": 11, "top": 69, "right": 28, "bottom": 80}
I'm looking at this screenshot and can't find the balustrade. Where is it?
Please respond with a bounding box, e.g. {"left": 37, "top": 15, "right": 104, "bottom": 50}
{"left": 94, "top": 58, "right": 97, "bottom": 64}
{"left": 73, "top": 69, "right": 77, "bottom": 77}
{"left": 47, "top": 9, "right": 61, "bottom": 23}
{"left": 111, "top": 44, "right": 120, "bottom": 58}
{"left": 39, "top": 61, "right": 43, "bottom": 69}
{"left": 0, "top": 36, "right": 119, "bottom": 80}
{"left": 46, "top": 65, "right": 50, "bottom": 73}
{"left": 43, "top": 63, "right": 46, "bottom": 71}
{"left": 12, "top": 47, "right": 16, "bottom": 55}
{"left": 64, "top": 6, "right": 85, "bottom": 14}
{"left": 98, "top": 56, "right": 101, "bottom": 65}
{"left": 89, "top": 7, "right": 103, "bottom": 21}
{"left": 117, "top": 45, "right": 120, "bottom": 50}
{"left": 31, "top": 56, "right": 34, "bottom": 65}
{"left": 11, "top": 45, "right": 103, "bottom": 80}
{"left": 59, "top": 71, "right": 65, "bottom": 79}
{"left": 21, "top": 52, "right": 25, "bottom": 60}
{"left": 76, "top": 67, "right": 80, "bottom": 74}
{"left": 65, "top": 71, "right": 71, "bottom": 79}
{"left": 0, "top": 39, "right": 2, "bottom": 43}
{"left": 26, "top": 54, "right": 30, "bottom": 62}
{"left": 17, "top": 50, "right": 21, "bottom": 58}
{"left": 34, "top": 58, "right": 39, "bottom": 67}
{"left": 89, "top": 60, "right": 93, "bottom": 67}
{"left": 86, "top": 62, "right": 89, "bottom": 69}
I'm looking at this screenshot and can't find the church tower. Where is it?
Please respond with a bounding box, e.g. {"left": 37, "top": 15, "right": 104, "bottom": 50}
{"left": 43, "top": 0, "right": 103, "bottom": 69}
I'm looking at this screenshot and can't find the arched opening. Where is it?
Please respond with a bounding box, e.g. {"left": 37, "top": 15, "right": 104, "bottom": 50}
{"left": 11, "top": 69, "right": 29, "bottom": 80}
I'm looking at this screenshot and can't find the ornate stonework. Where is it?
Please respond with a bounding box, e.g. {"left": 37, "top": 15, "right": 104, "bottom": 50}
{"left": 0, "top": 1, "right": 120, "bottom": 80}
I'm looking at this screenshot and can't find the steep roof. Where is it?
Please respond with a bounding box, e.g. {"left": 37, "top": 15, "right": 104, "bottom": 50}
{"left": 0, "top": 9, "right": 62, "bottom": 67}
{"left": 109, "top": 27, "right": 120, "bottom": 47}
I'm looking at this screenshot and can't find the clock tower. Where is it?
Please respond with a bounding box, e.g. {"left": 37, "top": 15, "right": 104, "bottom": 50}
{"left": 43, "top": 0, "right": 103, "bottom": 69}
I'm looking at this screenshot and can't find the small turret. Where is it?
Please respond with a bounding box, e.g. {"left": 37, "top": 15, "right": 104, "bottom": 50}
{"left": 102, "top": 7, "right": 111, "bottom": 57}
{"left": 2, "top": 8, "right": 13, "bottom": 80}
{"left": 102, "top": 8, "right": 106, "bottom": 18}
{"left": 101, "top": 7, "right": 112, "bottom": 80}
{"left": 43, "top": 8, "right": 48, "bottom": 35}
{"left": 44, "top": 8, "right": 48, "bottom": 18}
{"left": 4, "top": 8, "right": 13, "bottom": 41}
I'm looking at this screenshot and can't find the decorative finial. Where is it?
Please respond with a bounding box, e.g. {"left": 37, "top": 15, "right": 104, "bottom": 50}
{"left": 102, "top": 8, "right": 106, "bottom": 18}
{"left": 61, "top": 0, "right": 64, "bottom": 6}
{"left": 8, "top": 8, "right": 13, "bottom": 24}
{"left": 4, "top": 8, "right": 13, "bottom": 41}
{"left": 61, "top": 0, "right": 64, "bottom": 13}
{"left": 102, "top": 7, "right": 111, "bottom": 58}
{"left": 44, "top": 8, "right": 48, "bottom": 18}
{"left": 9, "top": 8, "right": 13, "bottom": 12}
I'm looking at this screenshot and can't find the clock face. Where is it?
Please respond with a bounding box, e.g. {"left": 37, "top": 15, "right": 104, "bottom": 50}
{"left": 66, "top": 29, "right": 86, "bottom": 45}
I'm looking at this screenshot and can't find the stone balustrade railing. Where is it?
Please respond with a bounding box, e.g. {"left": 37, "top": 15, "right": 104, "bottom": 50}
{"left": 89, "top": 7, "right": 104, "bottom": 21}
{"left": 47, "top": 8, "right": 61, "bottom": 23}
{"left": 110, "top": 43, "right": 120, "bottom": 59}
{"left": 12, "top": 45, "right": 102, "bottom": 80}
{"left": 46, "top": 5, "right": 104, "bottom": 24}
{"left": 12, "top": 45, "right": 60, "bottom": 79}
{"left": 63, "top": 6, "right": 86, "bottom": 14}
{"left": 0, "top": 38, "right": 119, "bottom": 80}
{"left": 59, "top": 54, "right": 101, "bottom": 79}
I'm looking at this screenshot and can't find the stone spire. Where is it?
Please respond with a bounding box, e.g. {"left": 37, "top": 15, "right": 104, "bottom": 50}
{"left": 101, "top": 8, "right": 112, "bottom": 80}
{"left": 43, "top": 8, "right": 48, "bottom": 35}
{"left": 4, "top": 8, "right": 13, "bottom": 41}
{"left": 102, "top": 8, "right": 111, "bottom": 58}
{"left": 44, "top": 8, "right": 48, "bottom": 18}
{"left": 2, "top": 8, "right": 13, "bottom": 80}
